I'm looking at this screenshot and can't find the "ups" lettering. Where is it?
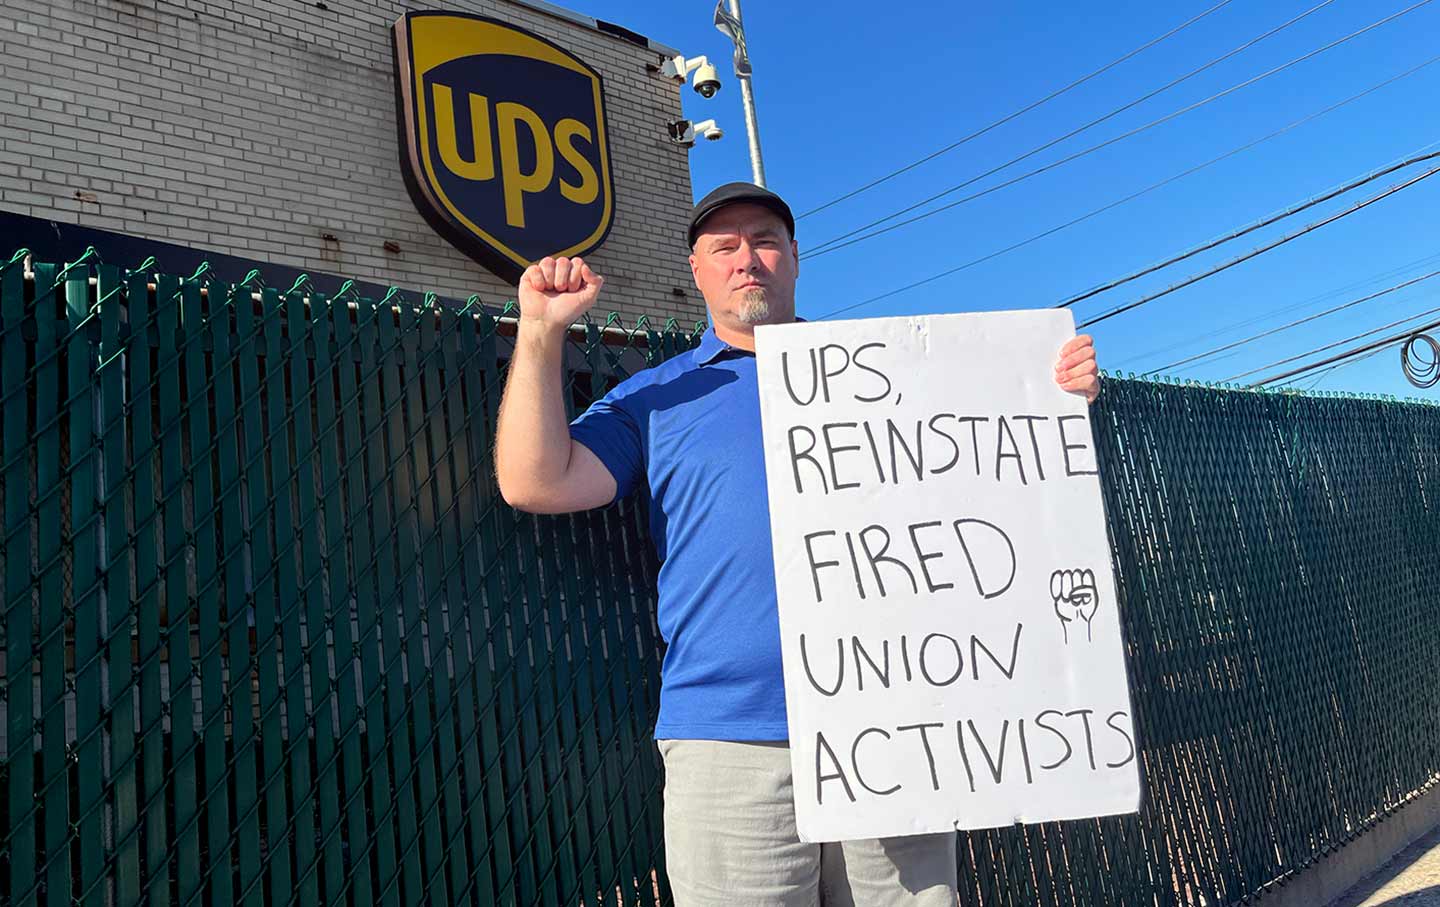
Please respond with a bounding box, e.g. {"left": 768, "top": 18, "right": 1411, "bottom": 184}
{"left": 431, "top": 83, "right": 599, "bottom": 229}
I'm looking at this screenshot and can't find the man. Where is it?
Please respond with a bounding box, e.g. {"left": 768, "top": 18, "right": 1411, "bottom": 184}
{"left": 494, "top": 182, "right": 1100, "bottom": 905}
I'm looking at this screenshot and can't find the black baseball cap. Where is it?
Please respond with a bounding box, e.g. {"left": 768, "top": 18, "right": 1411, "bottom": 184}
{"left": 687, "top": 181, "right": 796, "bottom": 248}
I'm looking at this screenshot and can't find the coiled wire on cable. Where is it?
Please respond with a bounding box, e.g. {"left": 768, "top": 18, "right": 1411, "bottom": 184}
{"left": 1400, "top": 331, "right": 1440, "bottom": 388}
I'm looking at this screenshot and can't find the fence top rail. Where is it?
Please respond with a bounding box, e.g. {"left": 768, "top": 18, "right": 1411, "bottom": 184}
{"left": 9, "top": 252, "right": 1440, "bottom": 402}
{"left": 11, "top": 261, "right": 708, "bottom": 349}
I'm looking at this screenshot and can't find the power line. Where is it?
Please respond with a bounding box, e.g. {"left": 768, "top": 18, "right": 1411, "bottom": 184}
{"left": 802, "top": 0, "right": 1337, "bottom": 252}
{"left": 1074, "top": 153, "right": 1440, "bottom": 329}
{"left": 1229, "top": 304, "right": 1440, "bottom": 381}
{"left": 1143, "top": 268, "right": 1440, "bottom": 375}
{"left": 793, "top": 0, "right": 1240, "bottom": 221}
{"left": 1059, "top": 142, "right": 1440, "bottom": 310}
{"left": 801, "top": 0, "right": 1434, "bottom": 261}
{"left": 1112, "top": 249, "right": 1440, "bottom": 368}
{"left": 813, "top": 56, "right": 1440, "bottom": 321}
{"left": 1282, "top": 347, "right": 1385, "bottom": 389}
{"left": 1247, "top": 312, "right": 1440, "bottom": 385}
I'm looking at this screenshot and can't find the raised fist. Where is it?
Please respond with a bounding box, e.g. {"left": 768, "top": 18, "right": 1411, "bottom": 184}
{"left": 517, "top": 256, "right": 604, "bottom": 331}
{"left": 1051, "top": 568, "right": 1099, "bottom": 644}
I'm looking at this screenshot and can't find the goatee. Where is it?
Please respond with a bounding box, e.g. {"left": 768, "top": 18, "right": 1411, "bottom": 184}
{"left": 738, "top": 289, "right": 770, "bottom": 325}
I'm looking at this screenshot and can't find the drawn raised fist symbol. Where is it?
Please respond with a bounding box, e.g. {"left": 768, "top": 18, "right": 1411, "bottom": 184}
{"left": 1051, "top": 569, "right": 1099, "bottom": 644}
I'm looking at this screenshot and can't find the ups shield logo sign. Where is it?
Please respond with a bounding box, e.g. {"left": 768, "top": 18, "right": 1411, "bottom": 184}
{"left": 393, "top": 12, "right": 615, "bottom": 282}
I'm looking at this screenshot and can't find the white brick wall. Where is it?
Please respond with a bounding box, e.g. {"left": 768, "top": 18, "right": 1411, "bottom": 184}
{"left": 0, "top": 0, "right": 707, "bottom": 325}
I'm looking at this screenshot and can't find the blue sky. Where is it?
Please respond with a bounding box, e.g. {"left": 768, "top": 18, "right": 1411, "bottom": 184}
{"left": 593, "top": 0, "right": 1440, "bottom": 396}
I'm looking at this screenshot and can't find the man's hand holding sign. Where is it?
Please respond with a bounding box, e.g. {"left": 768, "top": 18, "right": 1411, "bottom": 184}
{"left": 497, "top": 181, "right": 1136, "bottom": 904}
{"left": 1056, "top": 333, "right": 1101, "bottom": 403}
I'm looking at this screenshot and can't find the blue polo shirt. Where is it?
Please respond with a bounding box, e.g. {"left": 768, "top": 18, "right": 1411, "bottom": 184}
{"left": 569, "top": 327, "right": 787, "bottom": 741}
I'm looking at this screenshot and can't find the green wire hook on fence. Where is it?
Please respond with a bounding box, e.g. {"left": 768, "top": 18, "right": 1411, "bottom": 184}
{"left": 626, "top": 315, "right": 652, "bottom": 344}
{"left": 52, "top": 246, "right": 101, "bottom": 288}
{"left": 285, "top": 273, "right": 314, "bottom": 296}
{"left": 2, "top": 247, "right": 30, "bottom": 273}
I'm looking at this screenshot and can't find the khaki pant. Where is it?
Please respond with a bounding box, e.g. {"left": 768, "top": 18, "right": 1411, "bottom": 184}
{"left": 659, "top": 739, "right": 958, "bottom": 906}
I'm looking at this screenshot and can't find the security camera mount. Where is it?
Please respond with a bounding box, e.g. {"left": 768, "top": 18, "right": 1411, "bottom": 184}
{"left": 666, "top": 117, "right": 724, "bottom": 147}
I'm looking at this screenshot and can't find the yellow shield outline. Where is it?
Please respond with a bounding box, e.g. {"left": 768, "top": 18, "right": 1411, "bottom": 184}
{"left": 393, "top": 12, "right": 616, "bottom": 282}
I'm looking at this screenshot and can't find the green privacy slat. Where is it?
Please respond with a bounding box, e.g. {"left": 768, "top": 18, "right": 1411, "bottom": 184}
{"left": 9, "top": 255, "right": 1440, "bottom": 907}
{"left": 579, "top": 507, "right": 627, "bottom": 902}
{"left": 442, "top": 309, "right": 495, "bottom": 905}
{"left": 459, "top": 309, "right": 510, "bottom": 902}
{"left": 529, "top": 545, "right": 565, "bottom": 889}
{"left": 348, "top": 296, "right": 401, "bottom": 907}
{"left": 308, "top": 291, "right": 359, "bottom": 906}
{"left": 130, "top": 271, "right": 170, "bottom": 907}
{"left": 98, "top": 263, "right": 143, "bottom": 907}
{"left": 33, "top": 263, "right": 73, "bottom": 907}
{"left": 573, "top": 510, "right": 618, "bottom": 905}
{"left": 2, "top": 252, "right": 37, "bottom": 907}
{"left": 483, "top": 334, "right": 532, "bottom": 902}
{"left": 443, "top": 309, "right": 510, "bottom": 905}
{"left": 65, "top": 261, "right": 106, "bottom": 900}
{"left": 605, "top": 494, "right": 669, "bottom": 907}
{"left": 373, "top": 298, "right": 426, "bottom": 907}
{"left": 411, "top": 308, "right": 468, "bottom": 906}
{"left": 479, "top": 313, "right": 524, "bottom": 907}
{"left": 392, "top": 302, "right": 448, "bottom": 907}
{"left": 285, "top": 292, "right": 344, "bottom": 905}
{"left": 328, "top": 296, "right": 383, "bottom": 907}
{"left": 243, "top": 288, "right": 294, "bottom": 905}
{"left": 214, "top": 282, "right": 264, "bottom": 907}
{"left": 497, "top": 513, "right": 550, "bottom": 902}
{"left": 273, "top": 290, "right": 319, "bottom": 907}
{"left": 591, "top": 504, "right": 648, "bottom": 905}
{"left": 313, "top": 296, "right": 365, "bottom": 907}
{"left": 541, "top": 509, "right": 592, "bottom": 904}
{"left": 161, "top": 277, "right": 202, "bottom": 906}
{"left": 590, "top": 506, "right": 659, "bottom": 904}
{"left": 184, "top": 278, "right": 234, "bottom": 907}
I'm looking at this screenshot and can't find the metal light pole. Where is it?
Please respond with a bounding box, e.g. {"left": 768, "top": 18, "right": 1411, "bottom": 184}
{"left": 715, "top": 0, "right": 766, "bottom": 187}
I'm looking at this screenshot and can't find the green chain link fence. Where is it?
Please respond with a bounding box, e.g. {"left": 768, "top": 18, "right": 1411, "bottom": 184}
{"left": 1, "top": 252, "right": 1437, "bottom": 907}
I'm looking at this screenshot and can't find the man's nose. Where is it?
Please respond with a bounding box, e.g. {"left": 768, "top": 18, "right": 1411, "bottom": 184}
{"left": 732, "top": 242, "right": 759, "bottom": 272}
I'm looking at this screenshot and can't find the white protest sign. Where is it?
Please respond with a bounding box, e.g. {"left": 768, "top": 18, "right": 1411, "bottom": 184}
{"left": 754, "top": 310, "right": 1141, "bottom": 843}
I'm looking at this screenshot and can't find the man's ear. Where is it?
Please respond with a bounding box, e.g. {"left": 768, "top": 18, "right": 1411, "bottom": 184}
{"left": 792, "top": 240, "right": 800, "bottom": 276}
{"left": 689, "top": 252, "right": 701, "bottom": 290}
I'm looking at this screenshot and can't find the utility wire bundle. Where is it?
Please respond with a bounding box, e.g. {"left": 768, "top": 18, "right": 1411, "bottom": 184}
{"left": 800, "top": 1, "right": 1440, "bottom": 391}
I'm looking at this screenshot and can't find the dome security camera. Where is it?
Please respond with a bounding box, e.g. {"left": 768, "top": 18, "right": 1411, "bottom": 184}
{"left": 692, "top": 62, "right": 721, "bottom": 99}
{"left": 658, "top": 55, "right": 723, "bottom": 100}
